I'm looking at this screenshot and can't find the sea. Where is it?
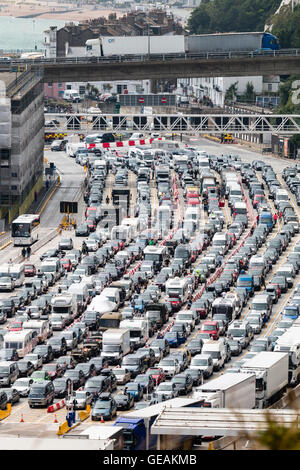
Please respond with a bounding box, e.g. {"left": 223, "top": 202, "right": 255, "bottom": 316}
{"left": 0, "top": 16, "right": 71, "bottom": 52}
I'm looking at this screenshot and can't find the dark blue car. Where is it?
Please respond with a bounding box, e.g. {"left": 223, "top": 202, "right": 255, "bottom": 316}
{"left": 163, "top": 331, "right": 180, "bottom": 347}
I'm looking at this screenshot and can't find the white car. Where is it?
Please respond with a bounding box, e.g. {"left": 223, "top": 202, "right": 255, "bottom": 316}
{"left": 158, "top": 358, "right": 181, "bottom": 379}
{"left": 14, "top": 378, "right": 34, "bottom": 397}
{"left": 67, "top": 253, "right": 79, "bottom": 267}
{"left": 155, "top": 382, "right": 179, "bottom": 399}
{"left": 85, "top": 239, "right": 99, "bottom": 252}
{"left": 23, "top": 354, "right": 43, "bottom": 370}
{"left": 66, "top": 390, "right": 93, "bottom": 410}
{"left": 58, "top": 238, "right": 73, "bottom": 250}
{"left": 0, "top": 277, "right": 15, "bottom": 291}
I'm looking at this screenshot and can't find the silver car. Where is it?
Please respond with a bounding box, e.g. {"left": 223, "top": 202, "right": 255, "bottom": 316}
{"left": 66, "top": 390, "right": 93, "bottom": 410}
{"left": 0, "top": 277, "right": 15, "bottom": 292}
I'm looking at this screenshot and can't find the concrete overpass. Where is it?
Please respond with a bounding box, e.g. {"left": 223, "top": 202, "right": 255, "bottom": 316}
{"left": 8, "top": 48, "right": 300, "bottom": 82}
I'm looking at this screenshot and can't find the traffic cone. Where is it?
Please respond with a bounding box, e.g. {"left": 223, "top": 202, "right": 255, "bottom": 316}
{"left": 54, "top": 414, "right": 58, "bottom": 423}
{"left": 20, "top": 413, "right": 24, "bottom": 422}
{"left": 208, "top": 442, "right": 215, "bottom": 450}
{"left": 100, "top": 414, "right": 104, "bottom": 423}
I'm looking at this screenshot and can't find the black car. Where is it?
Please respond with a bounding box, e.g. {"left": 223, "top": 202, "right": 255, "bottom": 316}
{"left": 81, "top": 311, "right": 101, "bottom": 330}
{"left": 150, "top": 338, "right": 170, "bottom": 356}
{"left": 136, "top": 348, "right": 156, "bottom": 368}
{"left": 227, "top": 339, "right": 243, "bottom": 356}
{"left": 0, "top": 349, "right": 19, "bottom": 362}
{"left": 114, "top": 393, "right": 134, "bottom": 411}
{"left": 47, "top": 337, "right": 67, "bottom": 357}
{"left": 17, "top": 360, "right": 35, "bottom": 377}
{"left": 75, "top": 363, "right": 96, "bottom": 380}
{"left": 171, "top": 373, "right": 193, "bottom": 395}
{"left": 31, "top": 298, "right": 51, "bottom": 316}
{"left": 183, "top": 368, "right": 203, "bottom": 386}
{"left": 40, "top": 248, "right": 64, "bottom": 261}
{"left": 10, "top": 294, "right": 26, "bottom": 309}
{"left": 88, "top": 357, "right": 108, "bottom": 375}
{"left": 63, "top": 369, "right": 86, "bottom": 390}
{"left": 33, "top": 345, "right": 54, "bottom": 363}
{"left": 99, "top": 369, "right": 117, "bottom": 392}
{"left": 84, "top": 376, "right": 111, "bottom": 395}
{"left": 134, "top": 374, "right": 155, "bottom": 393}
{"left": 0, "top": 298, "right": 16, "bottom": 318}
{"left": 53, "top": 377, "right": 73, "bottom": 398}
{"left": 75, "top": 224, "right": 90, "bottom": 237}
{"left": 81, "top": 255, "right": 98, "bottom": 274}
{"left": 2, "top": 387, "right": 20, "bottom": 405}
{"left": 0, "top": 391, "right": 7, "bottom": 410}
{"left": 186, "top": 338, "right": 203, "bottom": 356}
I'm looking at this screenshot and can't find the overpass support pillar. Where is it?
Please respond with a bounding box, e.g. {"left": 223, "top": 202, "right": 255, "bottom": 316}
{"left": 150, "top": 79, "right": 159, "bottom": 94}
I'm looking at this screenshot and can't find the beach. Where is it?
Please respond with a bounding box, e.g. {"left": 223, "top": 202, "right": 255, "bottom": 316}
{"left": 0, "top": 0, "right": 124, "bottom": 21}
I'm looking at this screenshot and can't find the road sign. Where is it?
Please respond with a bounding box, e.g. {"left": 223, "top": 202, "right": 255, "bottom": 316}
{"left": 139, "top": 97, "right": 144, "bottom": 104}
{"left": 161, "top": 97, "right": 167, "bottom": 104}
{"left": 60, "top": 201, "right": 78, "bottom": 214}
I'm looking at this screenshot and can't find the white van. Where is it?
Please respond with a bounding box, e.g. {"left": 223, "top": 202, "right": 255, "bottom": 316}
{"left": 40, "top": 258, "right": 63, "bottom": 281}
{"left": 68, "top": 283, "right": 90, "bottom": 313}
{"left": 212, "top": 232, "right": 229, "bottom": 254}
{"left": 202, "top": 339, "right": 227, "bottom": 371}
{"left": 275, "top": 188, "right": 289, "bottom": 207}
{"left": 95, "top": 287, "right": 121, "bottom": 310}
{"left": 63, "top": 89, "right": 81, "bottom": 102}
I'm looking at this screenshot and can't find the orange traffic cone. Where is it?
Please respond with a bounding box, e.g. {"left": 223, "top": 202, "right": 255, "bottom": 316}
{"left": 20, "top": 413, "right": 24, "bottom": 422}
{"left": 100, "top": 414, "right": 104, "bottom": 423}
{"left": 54, "top": 414, "right": 58, "bottom": 423}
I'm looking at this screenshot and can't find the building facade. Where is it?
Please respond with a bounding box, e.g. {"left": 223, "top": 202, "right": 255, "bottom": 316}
{"left": 0, "top": 71, "right": 44, "bottom": 224}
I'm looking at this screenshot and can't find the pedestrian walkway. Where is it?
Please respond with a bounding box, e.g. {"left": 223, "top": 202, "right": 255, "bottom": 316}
{"left": 27, "top": 175, "right": 59, "bottom": 215}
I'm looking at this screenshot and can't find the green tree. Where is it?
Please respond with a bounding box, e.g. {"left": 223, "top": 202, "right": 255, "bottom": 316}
{"left": 188, "top": 0, "right": 281, "bottom": 34}
{"left": 225, "top": 82, "right": 238, "bottom": 103}
{"left": 270, "top": 4, "right": 300, "bottom": 48}
{"left": 244, "top": 81, "right": 255, "bottom": 102}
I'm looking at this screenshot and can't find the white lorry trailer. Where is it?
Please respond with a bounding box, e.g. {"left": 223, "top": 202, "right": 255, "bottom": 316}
{"left": 119, "top": 319, "right": 148, "bottom": 349}
{"left": 192, "top": 372, "right": 256, "bottom": 408}
{"left": 101, "top": 328, "right": 131, "bottom": 365}
{"left": 240, "top": 351, "right": 289, "bottom": 408}
{"left": 274, "top": 327, "right": 300, "bottom": 386}
{"left": 86, "top": 35, "right": 186, "bottom": 57}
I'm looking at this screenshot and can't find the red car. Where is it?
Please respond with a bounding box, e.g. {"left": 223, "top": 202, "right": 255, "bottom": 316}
{"left": 61, "top": 258, "right": 72, "bottom": 272}
{"left": 85, "top": 219, "right": 96, "bottom": 232}
{"left": 8, "top": 320, "right": 23, "bottom": 331}
{"left": 227, "top": 232, "right": 237, "bottom": 246}
{"left": 200, "top": 321, "right": 220, "bottom": 340}
{"left": 146, "top": 367, "right": 166, "bottom": 386}
{"left": 85, "top": 206, "right": 98, "bottom": 220}
{"left": 111, "top": 240, "right": 124, "bottom": 252}
{"left": 42, "top": 363, "right": 63, "bottom": 380}
{"left": 187, "top": 197, "right": 200, "bottom": 205}
{"left": 252, "top": 194, "right": 266, "bottom": 208}
{"left": 24, "top": 264, "right": 36, "bottom": 277}
{"left": 192, "top": 299, "right": 209, "bottom": 319}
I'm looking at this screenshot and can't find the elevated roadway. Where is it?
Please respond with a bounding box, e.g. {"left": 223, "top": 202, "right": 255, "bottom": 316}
{"left": 5, "top": 48, "right": 300, "bottom": 82}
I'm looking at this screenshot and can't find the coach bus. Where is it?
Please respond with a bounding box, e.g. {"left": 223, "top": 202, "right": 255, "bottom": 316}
{"left": 11, "top": 214, "right": 40, "bottom": 246}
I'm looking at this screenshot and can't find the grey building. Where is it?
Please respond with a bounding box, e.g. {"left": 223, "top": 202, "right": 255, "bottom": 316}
{"left": 0, "top": 70, "right": 44, "bottom": 224}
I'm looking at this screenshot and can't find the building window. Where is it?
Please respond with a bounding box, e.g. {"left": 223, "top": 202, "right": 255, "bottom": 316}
{"left": 47, "top": 83, "right": 52, "bottom": 87}
{"left": 11, "top": 185, "right": 17, "bottom": 190}
{"left": 268, "top": 84, "right": 272, "bottom": 92}
{"left": 67, "top": 84, "right": 72, "bottom": 90}
{"left": 58, "top": 83, "right": 63, "bottom": 88}
{"left": 11, "top": 173, "right": 17, "bottom": 178}
{"left": 79, "top": 85, "right": 85, "bottom": 95}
